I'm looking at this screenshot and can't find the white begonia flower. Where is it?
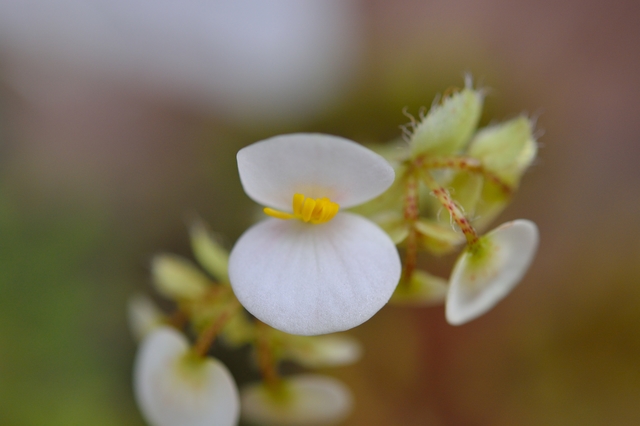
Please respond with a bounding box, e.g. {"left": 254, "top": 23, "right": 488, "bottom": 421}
{"left": 229, "top": 134, "right": 402, "bottom": 336}
{"left": 241, "top": 374, "right": 352, "bottom": 426}
{"left": 134, "top": 326, "right": 240, "bottom": 426}
{"left": 446, "top": 220, "right": 539, "bottom": 325}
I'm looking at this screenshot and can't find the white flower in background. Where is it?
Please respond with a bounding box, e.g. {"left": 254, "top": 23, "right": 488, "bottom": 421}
{"left": 229, "top": 134, "right": 402, "bottom": 335}
{"left": 134, "top": 326, "right": 239, "bottom": 426}
{"left": 0, "top": 0, "right": 362, "bottom": 122}
{"left": 446, "top": 220, "right": 539, "bottom": 325}
{"left": 241, "top": 375, "right": 352, "bottom": 426}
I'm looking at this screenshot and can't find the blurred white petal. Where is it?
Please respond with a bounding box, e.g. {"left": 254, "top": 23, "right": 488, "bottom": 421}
{"left": 237, "top": 134, "right": 395, "bottom": 211}
{"left": 446, "top": 220, "right": 539, "bottom": 325}
{"left": 229, "top": 213, "right": 401, "bottom": 335}
{"left": 241, "top": 375, "right": 352, "bottom": 426}
{"left": 0, "top": 0, "right": 363, "bottom": 121}
{"left": 134, "top": 327, "right": 239, "bottom": 426}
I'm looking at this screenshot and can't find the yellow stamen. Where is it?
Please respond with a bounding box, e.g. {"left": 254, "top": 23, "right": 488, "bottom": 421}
{"left": 263, "top": 208, "right": 295, "bottom": 220}
{"left": 263, "top": 193, "right": 340, "bottom": 224}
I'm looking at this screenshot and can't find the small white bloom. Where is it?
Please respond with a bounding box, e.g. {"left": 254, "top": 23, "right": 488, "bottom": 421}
{"left": 241, "top": 374, "right": 352, "bottom": 426}
{"left": 446, "top": 219, "right": 539, "bottom": 325}
{"left": 229, "top": 134, "right": 402, "bottom": 335}
{"left": 134, "top": 326, "right": 239, "bottom": 426}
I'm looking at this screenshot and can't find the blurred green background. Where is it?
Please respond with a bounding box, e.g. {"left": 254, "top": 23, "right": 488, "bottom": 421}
{"left": 1, "top": 1, "right": 639, "bottom": 425}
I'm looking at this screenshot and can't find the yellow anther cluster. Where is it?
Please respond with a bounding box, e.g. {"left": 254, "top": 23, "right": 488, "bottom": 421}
{"left": 264, "top": 193, "right": 340, "bottom": 224}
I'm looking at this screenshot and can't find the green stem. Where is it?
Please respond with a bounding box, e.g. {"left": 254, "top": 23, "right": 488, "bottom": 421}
{"left": 192, "top": 302, "right": 239, "bottom": 358}
{"left": 415, "top": 155, "right": 513, "bottom": 196}
{"left": 401, "top": 173, "right": 420, "bottom": 283}
{"left": 421, "top": 171, "right": 480, "bottom": 247}
{"left": 256, "top": 321, "right": 282, "bottom": 391}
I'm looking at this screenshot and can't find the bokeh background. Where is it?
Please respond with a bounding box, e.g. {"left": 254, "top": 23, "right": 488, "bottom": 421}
{"left": 1, "top": 1, "right": 639, "bottom": 425}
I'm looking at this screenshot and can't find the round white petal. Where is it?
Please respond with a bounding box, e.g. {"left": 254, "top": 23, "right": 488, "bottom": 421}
{"left": 228, "top": 213, "right": 401, "bottom": 335}
{"left": 446, "top": 219, "right": 539, "bottom": 325}
{"left": 237, "top": 134, "right": 395, "bottom": 210}
{"left": 241, "top": 375, "right": 352, "bottom": 426}
{"left": 134, "top": 327, "right": 240, "bottom": 426}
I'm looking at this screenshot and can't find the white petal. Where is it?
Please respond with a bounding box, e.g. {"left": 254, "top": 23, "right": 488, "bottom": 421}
{"left": 228, "top": 213, "right": 401, "bottom": 335}
{"left": 134, "top": 327, "right": 240, "bottom": 426}
{"left": 446, "top": 220, "right": 539, "bottom": 325}
{"left": 237, "top": 134, "right": 395, "bottom": 210}
{"left": 241, "top": 375, "right": 352, "bottom": 426}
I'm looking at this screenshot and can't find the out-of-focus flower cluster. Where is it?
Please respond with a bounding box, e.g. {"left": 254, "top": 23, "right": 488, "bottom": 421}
{"left": 129, "top": 78, "right": 539, "bottom": 426}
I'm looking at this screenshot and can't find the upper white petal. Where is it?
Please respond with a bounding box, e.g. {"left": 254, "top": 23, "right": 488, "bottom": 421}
{"left": 446, "top": 220, "right": 539, "bottom": 325}
{"left": 237, "top": 134, "right": 395, "bottom": 210}
{"left": 241, "top": 374, "right": 352, "bottom": 426}
{"left": 228, "top": 213, "right": 401, "bottom": 335}
{"left": 134, "top": 327, "right": 240, "bottom": 426}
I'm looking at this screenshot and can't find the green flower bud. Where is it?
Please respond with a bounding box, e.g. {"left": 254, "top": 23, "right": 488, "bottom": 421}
{"left": 151, "top": 254, "right": 211, "bottom": 300}
{"left": 190, "top": 220, "right": 230, "bottom": 282}
{"left": 410, "top": 86, "right": 483, "bottom": 157}
{"left": 467, "top": 116, "right": 537, "bottom": 186}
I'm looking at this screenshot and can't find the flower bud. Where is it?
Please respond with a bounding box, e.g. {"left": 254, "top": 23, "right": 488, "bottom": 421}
{"left": 190, "top": 220, "right": 230, "bottom": 282}
{"left": 282, "top": 334, "right": 363, "bottom": 368}
{"left": 151, "top": 254, "right": 211, "bottom": 301}
{"left": 410, "top": 85, "right": 483, "bottom": 157}
{"left": 467, "top": 116, "right": 537, "bottom": 186}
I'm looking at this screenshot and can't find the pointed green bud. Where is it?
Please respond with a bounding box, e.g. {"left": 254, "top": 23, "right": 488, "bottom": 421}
{"left": 410, "top": 84, "right": 483, "bottom": 157}
{"left": 190, "top": 220, "right": 229, "bottom": 282}
{"left": 467, "top": 116, "right": 537, "bottom": 186}
{"left": 472, "top": 183, "right": 510, "bottom": 232}
{"left": 282, "top": 334, "right": 363, "bottom": 368}
{"left": 390, "top": 270, "right": 448, "bottom": 305}
{"left": 415, "top": 219, "right": 464, "bottom": 254}
{"left": 151, "top": 254, "right": 211, "bottom": 300}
